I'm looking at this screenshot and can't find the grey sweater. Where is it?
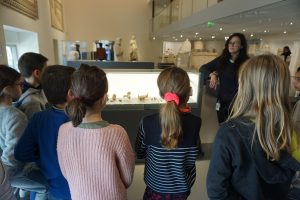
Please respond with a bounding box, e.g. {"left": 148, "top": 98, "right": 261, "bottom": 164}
{"left": 0, "top": 106, "right": 27, "bottom": 172}
{"left": 0, "top": 161, "right": 16, "bottom": 200}
{"left": 14, "top": 88, "right": 47, "bottom": 119}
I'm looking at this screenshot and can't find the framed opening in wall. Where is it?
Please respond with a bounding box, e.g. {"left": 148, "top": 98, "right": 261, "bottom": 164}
{"left": 0, "top": 0, "right": 38, "bottom": 20}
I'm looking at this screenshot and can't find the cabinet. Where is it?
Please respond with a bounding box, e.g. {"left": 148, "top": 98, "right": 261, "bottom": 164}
{"left": 101, "top": 69, "right": 204, "bottom": 152}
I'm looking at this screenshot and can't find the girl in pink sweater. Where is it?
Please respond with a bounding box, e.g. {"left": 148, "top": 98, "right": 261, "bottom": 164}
{"left": 57, "top": 65, "right": 135, "bottom": 200}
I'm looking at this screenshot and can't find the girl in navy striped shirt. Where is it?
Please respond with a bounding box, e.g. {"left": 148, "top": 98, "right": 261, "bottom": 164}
{"left": 135, "top": 66, "right": 201, "bottom": 200}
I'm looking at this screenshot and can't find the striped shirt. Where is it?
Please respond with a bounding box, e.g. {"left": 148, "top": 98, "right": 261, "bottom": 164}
{"left": 135, "top": 113, "right": 201, "bottom": 193}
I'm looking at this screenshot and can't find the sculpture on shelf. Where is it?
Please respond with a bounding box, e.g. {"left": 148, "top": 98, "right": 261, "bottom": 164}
{"left": 129, "top": 35, "right": 138, "bottom": 61}
{"left": 113, "top": 37, "right": 124, "bottom": 61}
{"left": 179, "top": 39, "right": 192, "bottom": 53}
{"left": 76, "top": 44, "right": 81, "bottom": 59}
{"left": 68, "top": 44, "right": 80, "bottom": 60}
{"left": 177, "top": 39, "right": 192, "bottom": 68}
{"left": 96, "top": 42, "right": 107, "bottom": 61}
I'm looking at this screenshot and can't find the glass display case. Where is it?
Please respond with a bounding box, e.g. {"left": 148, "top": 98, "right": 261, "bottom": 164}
{"left": 101, "top": 69, "right": 203, "bottom": 153}
{"left": 105, "top": 69, "right": 201, "bottom": 108}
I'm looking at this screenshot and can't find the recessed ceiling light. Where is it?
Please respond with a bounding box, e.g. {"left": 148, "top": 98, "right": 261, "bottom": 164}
{"left": 152, "top": 37, "right": 156, "bottom": 40}
{"left": 199, "top": 37, "right": 202, "bottom": 40}
{"left": 211, "top": 35, "right": 215, "bottom": 39}
{"left": 175, "top": 38, "right": 178, "bottom": 41}
{"left": 242, "top": 29, "right": 246, "bottom": 32}
{"left": 250, "top": 34, "right": 254, "bottom": 37}
{"left": 219, "top": 28, "right": 223, "bottom": 31}
{"left": 290, "top": 22, "right": 293, "bottom": 25}
{"left": 283, "top": 31, "right": 287, "bottom": 34}
{"left": 195, "top": 32, "right": 199, "bottom": 35}
{"left": 264, "top": 30, "right": 267, "bottom": 33}
{"left": 180, "top": 35, "right": 183, "bottom": 38}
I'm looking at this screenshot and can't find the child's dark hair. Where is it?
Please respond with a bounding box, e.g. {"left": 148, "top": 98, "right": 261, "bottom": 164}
{"left": 66, "top": 64, "right": 108, "bottom": 127}
{"left": 0, "top": 65, "right": 21, "bottom": 97}
{"left": 18, "top": 52, "right": 48, "bottom": 78}
{"left": 297, "top": 67, "right": 300, "bottom": 72}
{"left": 157, "top": 66, "right": 190, "bottom": 149}
{"left": 41, "top": 65, "right": 75, "bottom": 105}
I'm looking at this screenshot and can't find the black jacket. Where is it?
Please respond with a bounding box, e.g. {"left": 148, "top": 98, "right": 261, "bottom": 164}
{"left": 207, "top": 118, "right": 300, "bottom": 200}
{"left": 200, "top": 57, "right": 239, "bottom": 105}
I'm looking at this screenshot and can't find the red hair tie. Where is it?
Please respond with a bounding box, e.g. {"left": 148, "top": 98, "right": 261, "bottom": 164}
{"left": 164, "top": 92, "right": 179, "bottom": 106}
{"left": 74, "top": 96, "right": 82, "bottom": 100}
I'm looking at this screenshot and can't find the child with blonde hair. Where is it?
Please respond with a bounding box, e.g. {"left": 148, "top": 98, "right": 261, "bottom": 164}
{"left": 207, "top": 54, "right": 300, "bottom": 200}
{"left": 135, "top": 66, "right": 201, "bottom": 199}
{"left": 57, "top": 65, "right": 134, "bottom": 200}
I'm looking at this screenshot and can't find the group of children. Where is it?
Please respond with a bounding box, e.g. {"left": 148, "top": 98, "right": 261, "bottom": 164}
{"left": 0, "top": 51, "right": 299, "bottom": 200}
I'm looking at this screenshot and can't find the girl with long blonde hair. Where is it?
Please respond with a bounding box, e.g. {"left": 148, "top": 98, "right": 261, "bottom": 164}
{"left": 207, "top": 54, "right": 300, "bottom": 200}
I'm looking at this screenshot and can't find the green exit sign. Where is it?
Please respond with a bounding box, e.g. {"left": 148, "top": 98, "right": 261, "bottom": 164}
{"left": 207, "top": 21, "right": 214, "bottom": 28}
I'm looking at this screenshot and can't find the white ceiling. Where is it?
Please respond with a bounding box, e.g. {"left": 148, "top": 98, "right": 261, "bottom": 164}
{"left": 159, "top": 0, "right": 300, "bottom": 41}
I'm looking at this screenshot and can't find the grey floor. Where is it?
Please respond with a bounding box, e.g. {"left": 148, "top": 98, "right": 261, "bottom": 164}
{"left": 128, "top": 89, "right": 219, "bottom": 200}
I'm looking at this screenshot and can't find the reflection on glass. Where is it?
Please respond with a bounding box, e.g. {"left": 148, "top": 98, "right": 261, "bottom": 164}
{"left": 6, "top": 45, "right": 19, "bottom": 71}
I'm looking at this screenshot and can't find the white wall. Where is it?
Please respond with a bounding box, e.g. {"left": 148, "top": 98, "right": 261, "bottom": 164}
{"left": 63, "top": 0, "right": 162, "bottom": 63}
{"left": 0, "top": 0, "right": 67, "bottom": 65}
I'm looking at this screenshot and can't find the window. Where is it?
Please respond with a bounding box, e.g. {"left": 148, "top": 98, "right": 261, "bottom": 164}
{"left": 6, "top": 45, "right": 19, "bottom": 71}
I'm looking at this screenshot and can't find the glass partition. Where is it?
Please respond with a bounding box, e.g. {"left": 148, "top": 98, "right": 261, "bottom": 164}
{"left": 152, "top": 0, "right": 221, "bottom": 32}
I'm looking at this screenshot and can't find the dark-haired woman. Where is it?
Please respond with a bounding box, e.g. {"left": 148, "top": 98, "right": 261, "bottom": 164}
{"left": 57, "top": 65, "right": 134, "bottom": 200}
{"left": 200, "top": 33, "right": 249, "bottom": 123}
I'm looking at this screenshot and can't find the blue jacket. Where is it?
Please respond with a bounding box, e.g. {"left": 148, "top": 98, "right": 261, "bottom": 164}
{"left": 14, "top": 107, "right": 71, "bottom": 199}
{"left": 207, "top": 118, "right": 300, "bottom": 200}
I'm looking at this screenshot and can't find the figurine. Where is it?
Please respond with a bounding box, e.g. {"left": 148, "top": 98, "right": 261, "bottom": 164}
{"left": 129, "top": 35, "right": 138, "bottom": 61}
{"left": 68, "top": 44, "right": 79, "bottom": 60}
{"left": 113, "top": 37, "right": 124, "bottom": 61}
{"left": 138, "top": 93, "right": 148, "bottom": 101}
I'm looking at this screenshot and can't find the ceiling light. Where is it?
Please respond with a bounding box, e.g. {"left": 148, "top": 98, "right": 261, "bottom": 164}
{"left": 250, "top": 34, "right": 254, "bottom": 37}
{"left": 264, "top": 30, "right": 267, "bottom": 33}
{"left": 219, "top": 28, "right": 223, "bottom": 31}
{"left": 225, "top": 36, "right": 229, "bottom": 40}
{"left": 152, "top": 37, "right": 156, "bottom": 40}
{"left": 180, "top": 35, "right": 183, "bottom": 38}
{"left": 242, "top": 29, "right": 246, "bottom": 32}
{"left": 195, "top": 32, "right": 199, "bottom": 35}
{"left": 199, "top": 37, "right": 202, "bottom": 40}
{"left": 290, "top": 22, "right": 293, "bottom": 25}
{"left": 283, "top": 31, "right": 287, "bottom": 34}
{"left": 175, "top": 38, "right": 178, "bottom": 41}
{"left": 211, "top": 35, "right": 215, "bottom": 39}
